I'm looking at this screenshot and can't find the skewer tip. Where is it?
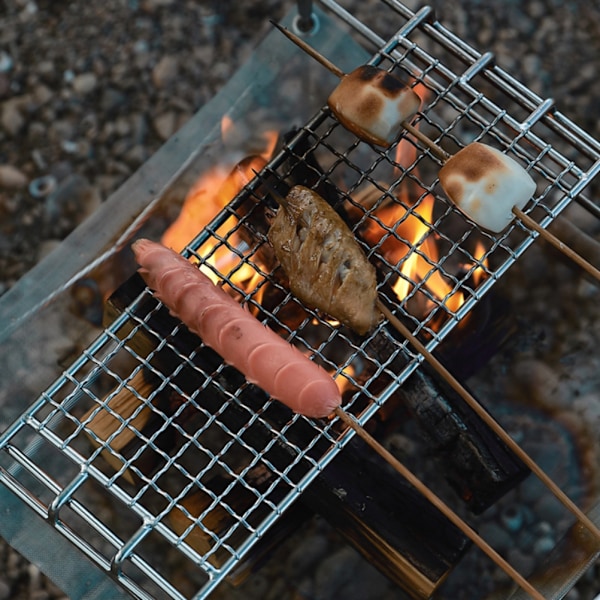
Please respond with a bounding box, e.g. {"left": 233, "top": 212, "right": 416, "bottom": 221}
{"left": 269, "top": 19, "right": 345, "bottom": 79}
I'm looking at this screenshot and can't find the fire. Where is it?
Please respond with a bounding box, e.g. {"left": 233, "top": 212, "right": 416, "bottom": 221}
{"left": 368, "top": 194, "right": 489, "bottom": 318}
{"left": 161, "top": 116, "right": 278, "bottom": 288}
{"left": 161, "top": 165, "right": 236, "bottom": 255}
{"left": 336, "top": 363, "right": 358, "bottom": 395}
{"left": 162, "top": 105, "right": 488, "bottom": 328}
{"left": 364, "top": 192, "right": 465, "bottom": 313}
{"left": 472, "top": 242, "right": 488, "bottom": 286}
{"left": 360, "top": 81, "right": 488, "bottom": 319}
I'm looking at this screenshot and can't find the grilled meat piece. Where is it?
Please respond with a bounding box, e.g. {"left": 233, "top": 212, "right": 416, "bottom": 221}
{"left": 268, "top": 185, "right": 380, "bottom": 335}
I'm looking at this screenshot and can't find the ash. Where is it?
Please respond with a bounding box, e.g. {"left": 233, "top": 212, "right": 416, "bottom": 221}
{"left": 0, "top": 1, "right": 599, "bottom": 599}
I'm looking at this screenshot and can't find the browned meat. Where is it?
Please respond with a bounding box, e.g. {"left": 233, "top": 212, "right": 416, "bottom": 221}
{"left": 268, "top": 185, "right": 380, "bottom": 335}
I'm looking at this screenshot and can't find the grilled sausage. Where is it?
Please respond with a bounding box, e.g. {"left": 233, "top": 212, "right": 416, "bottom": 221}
{"left": 132, "top": 239, "right": 341, "bottom": 418}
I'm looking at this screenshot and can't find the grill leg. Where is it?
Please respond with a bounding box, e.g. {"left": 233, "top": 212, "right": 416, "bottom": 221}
{"left": 295, "top": 0, "right": 316, "bottom": 33}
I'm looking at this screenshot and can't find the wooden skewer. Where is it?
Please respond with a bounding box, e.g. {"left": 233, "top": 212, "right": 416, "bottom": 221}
{"left": 400, "top": 120, "right": 451, "bottom": 161}
{"left": 334, "top": 406, "right": 545, "bottom": 600}
{"left": 270, "top": 19, "right": 345, "bottom": 78}
{"left": 375, "top": 297, "right": 600, "bottom": 544}
{"left": 513, "top": 206, "right": 600, "bottom": 281}
{"left": 271, "top": 20, "right": 600, "bottom": 284}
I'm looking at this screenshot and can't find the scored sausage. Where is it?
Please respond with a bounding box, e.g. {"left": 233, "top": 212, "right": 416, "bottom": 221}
{"left": 132, "top": 238, "right": 341, "bottom": 419}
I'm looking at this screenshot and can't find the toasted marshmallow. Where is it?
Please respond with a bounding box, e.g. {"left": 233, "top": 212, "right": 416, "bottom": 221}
{"left": 438, "top": 142, "right": 536, "bottom": 233}
{"left": 327, "top": 65, "right": 421, "bottom": 147}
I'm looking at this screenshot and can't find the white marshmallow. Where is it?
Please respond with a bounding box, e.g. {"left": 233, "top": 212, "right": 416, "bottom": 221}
{"left": 327, "top": 65, "right": 421, "bottom": 147}
{"left": 438, "top": 142, "right": 537, "bottom": 233}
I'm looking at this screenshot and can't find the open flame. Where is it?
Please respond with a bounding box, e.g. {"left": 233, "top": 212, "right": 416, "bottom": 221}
{"left": 366, "top": 191, "right": 482, "bottom": 315}
{"left": 162, "top": 104, "right": 488, "bottom": 331}
{"left": 360, "top": 83, "right": 488, "bottom": 320}
{"left": 161, "top": 116, "right": 278, "bottom": 287}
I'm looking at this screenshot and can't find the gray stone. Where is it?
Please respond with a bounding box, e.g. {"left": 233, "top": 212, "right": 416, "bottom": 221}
{"left": 0, "top": 580, "right": 10, "bottom": 600}
{"left": 71, "top": 72, "right": 97, "bottom": 94}
{"left": 0, "top": 165, "right": 27, "bottom": 189}
{"left": 1, "top": 97, "right": 26, "bottom": 135}
{"left": 479, "top": 521, "right": 513, "bottom": 553}
{"left": 153, "top": 111, "right": 177, "bottom": 140}
{"left": 152, "top": 55, "right": 179, "bottom": 89}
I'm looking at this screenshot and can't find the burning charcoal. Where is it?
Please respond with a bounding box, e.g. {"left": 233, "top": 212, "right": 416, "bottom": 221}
{"left": 303, "top": 434, "right": 471, "bottom": 597}
{"left": 366, "top": 330, "right": 529, "bottom": 514}
{"left": 400, "top": 366, "right": 529, "bottom": 514}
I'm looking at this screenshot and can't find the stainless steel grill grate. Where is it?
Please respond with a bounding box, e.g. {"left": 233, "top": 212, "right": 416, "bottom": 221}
{"left": 1, "top": 2, "right": 599, "bottom": 599}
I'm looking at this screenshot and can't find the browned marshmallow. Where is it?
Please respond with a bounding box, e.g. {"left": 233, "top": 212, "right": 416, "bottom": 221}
{"left": 438, "top": 142, "right": 537, "bottom": 233}
{"left": 327, "top": 65, "right": 421, "bottom": 147}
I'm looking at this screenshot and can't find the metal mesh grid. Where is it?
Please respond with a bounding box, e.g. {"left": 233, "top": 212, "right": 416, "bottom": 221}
{"left": 1, "top": 1, "right": 599, "bottom": 599}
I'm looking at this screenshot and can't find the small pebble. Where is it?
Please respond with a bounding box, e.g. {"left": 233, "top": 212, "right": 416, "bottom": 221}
{"left": 0, "top": 580, "right": 10, "bottom": 600}
{"left": 506, "top": 547, "right": 536, "bottom": 578}
{"left": 0, "top": 165, "right": 27, "bottom": 190}
{"left": 0, "top": 51, "right": 13, "bottom": 73}
{"left": 151, "top": 55, "right": 179, "bottom": 89}
{"left": 532, "top": 536, "right": 556, "bottom": 557}
{"left": 534, "top": 495, "right": 566, "bottom": 524}
{"left": 314, "top": 546, "right": 361, "bottom": 598}
{"left": 1, "top": 98, "right": 26, "bottom": 136}
{"left": 479, "top": 521, "right": 514, "bottom": 553}
{"left": 71, "top": 72, "right": 97, "bottom": 95}
{"left": 499, "top": 504, "right": 525, "bottom": 532}
{"left": 285, "top": 532, "right": 328, "bottom": 576}
{"left": 29, "top": 174, "right": 57, "bottom": 198}
{"left": 153, "top": 111, "right": 177, "bottom": 140}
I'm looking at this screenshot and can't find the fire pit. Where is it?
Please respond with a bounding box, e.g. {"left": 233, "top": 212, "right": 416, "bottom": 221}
{"left": 0, "top": 2, "right": 599, "bottom": 599}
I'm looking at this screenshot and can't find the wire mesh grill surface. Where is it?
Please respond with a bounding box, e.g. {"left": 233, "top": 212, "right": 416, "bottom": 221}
{"left": 1, "top": 2, "right": 600, "bottom": 599}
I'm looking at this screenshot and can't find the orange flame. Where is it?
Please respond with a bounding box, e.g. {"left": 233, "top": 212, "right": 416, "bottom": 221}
{"left": 161, "top": 117, "right": 278, "bottom": 289}
{"left": 361, "top": 81, "right": 488, "bottom": 319}
{"left": 162, "top": 105, "right": 488, "bottom": 327}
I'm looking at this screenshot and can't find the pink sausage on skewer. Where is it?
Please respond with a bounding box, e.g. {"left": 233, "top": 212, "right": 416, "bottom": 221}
{"left": 132, "top": 239, "right": 341, "bottom": 419}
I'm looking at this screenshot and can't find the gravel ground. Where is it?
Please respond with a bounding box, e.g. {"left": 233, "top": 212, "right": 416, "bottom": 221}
{"left": 0, "top": 0, "right": 599, "bottom": 599}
